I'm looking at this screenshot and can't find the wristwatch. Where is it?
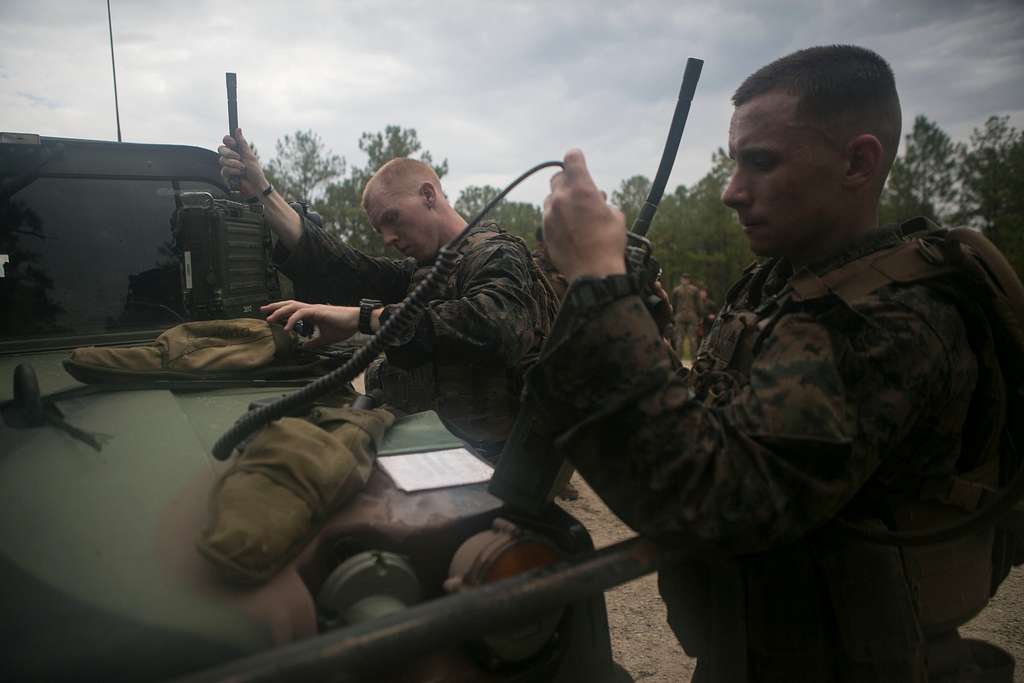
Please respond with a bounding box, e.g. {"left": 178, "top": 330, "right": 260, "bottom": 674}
{"left": 564, "top": 273, "right": 640, "bottom": 312}
{"left": 358, "top": 299, "right": 384, "bottom": 334}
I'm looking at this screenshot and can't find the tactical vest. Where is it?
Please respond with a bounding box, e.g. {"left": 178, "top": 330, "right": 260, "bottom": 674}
{"left": 682, "top": 218, "right": 1023, "bottom": 678}
{"left": 368, "top": 226, "right": 558, "bottom": 452}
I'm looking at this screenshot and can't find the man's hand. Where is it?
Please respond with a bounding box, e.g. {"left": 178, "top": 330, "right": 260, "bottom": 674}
{"left": 220, "top": 128, "right": 303, "bottom": 248}
{"left": 218, "top": 128, "right": 269, "bottom": 199}
{"left": 542, "top": 149, "right": 627, "bottom": 281}
{"left": 262, "top": 300, "right": 359, "bottom": 349}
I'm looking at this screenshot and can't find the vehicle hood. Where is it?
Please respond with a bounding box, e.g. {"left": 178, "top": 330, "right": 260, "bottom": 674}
{"left": 0, "top": 350, "right": 315, "bottom": 680}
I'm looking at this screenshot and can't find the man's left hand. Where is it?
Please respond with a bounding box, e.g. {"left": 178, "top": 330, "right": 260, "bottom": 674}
{"left": 262, "top": 300, "right": 359, "bottom": 349}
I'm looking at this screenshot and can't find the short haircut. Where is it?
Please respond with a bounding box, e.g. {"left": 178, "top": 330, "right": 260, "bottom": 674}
{"left": 734, "top": 45, "right": 902, "bottom": 183}
{"left": 362, "top": 157, "right": 443, "bottom": 210}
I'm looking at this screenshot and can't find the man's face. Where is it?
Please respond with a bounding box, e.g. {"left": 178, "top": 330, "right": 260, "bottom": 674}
{"left": 722, "top": 91, "right": 846, "bottom": 263}
{"left": 366, "top": 186, "right": 440, "bottom": 265}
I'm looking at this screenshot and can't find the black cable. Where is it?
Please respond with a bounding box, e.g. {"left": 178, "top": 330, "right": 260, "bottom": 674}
{"left": 212, "top": 160, "right": 565, "bottom": 460}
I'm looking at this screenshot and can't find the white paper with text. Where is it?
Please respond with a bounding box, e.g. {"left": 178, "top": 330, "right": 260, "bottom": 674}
{"left": 377, "top": 448, "right": 494, "bottom": 492}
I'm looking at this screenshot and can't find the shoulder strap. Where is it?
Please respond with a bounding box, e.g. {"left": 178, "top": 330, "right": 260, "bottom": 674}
{"left": 946, "top": 228, "right": 1024, "bottom": 350}
{"left": 789, "top": 237, "right": 958, "bottom": 304}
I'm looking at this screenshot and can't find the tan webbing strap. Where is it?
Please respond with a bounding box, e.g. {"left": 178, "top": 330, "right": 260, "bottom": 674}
{"left": 948, "top": 228, "right": 1024, "bottom": 350}
{"left": 790, "top": 240, "right": 958, "bottom": 304}
{"left": 920, "top": 476, "right": 994, "bottom": 512}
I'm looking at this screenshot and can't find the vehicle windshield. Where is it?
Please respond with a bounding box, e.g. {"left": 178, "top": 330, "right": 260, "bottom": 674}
{"left": 0, "top": 175, "right": 224, "bottom": 346}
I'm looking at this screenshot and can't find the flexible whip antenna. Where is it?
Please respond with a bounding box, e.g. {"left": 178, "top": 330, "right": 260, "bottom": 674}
{"left": 631, "top": 58, "right": 703, "bottom": 237}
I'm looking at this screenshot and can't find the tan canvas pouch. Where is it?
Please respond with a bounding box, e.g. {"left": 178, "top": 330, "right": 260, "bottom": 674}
{"left": 63, "top": 319, "right": 318, "bottom": 383}
{"left": 197, "top": 404, "right": 395, "bottom": 584}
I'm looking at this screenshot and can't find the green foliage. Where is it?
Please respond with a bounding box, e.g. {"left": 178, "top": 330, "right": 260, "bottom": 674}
{"left": 611, "top": 175, "right": 653, "bottom": 229}
{"left": 880, "top": 115, "right": 957, "bottom": 225}
{"left": 612, "top": 150, "right": 752, "bottom": 305}
{"left": 454, "top": 185, "right": 543, "bottom": 248}
{"left": 955, "top": 116, "right": 1024, "bottom": 275}
{"left": 263, "top": 130, "right": 345, "bottom": 203}
{"left": 312, "top": 126, "right": 449, "bottom": 257}
{"left": 262, "top": 112, "right": 1023, "bottom": 286}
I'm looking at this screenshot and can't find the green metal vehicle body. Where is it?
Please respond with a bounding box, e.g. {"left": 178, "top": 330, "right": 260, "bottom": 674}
{"left": 0, "top": 135, "right": 625, "bottom": 682}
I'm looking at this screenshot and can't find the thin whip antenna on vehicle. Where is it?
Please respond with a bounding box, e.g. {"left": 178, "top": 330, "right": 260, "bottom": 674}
{"left": 106, "top": 0, "right": 122, "bottom": 142}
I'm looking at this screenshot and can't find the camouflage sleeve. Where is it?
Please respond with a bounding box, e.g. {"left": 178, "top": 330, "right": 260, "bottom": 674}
{"left": 423, "top": 239, "right": 544, "bottom": 367}
{"left": 526, "top": 285, "right": 970, "bottom": 555}
{"left": 272, "top": 215, "right": 414, "bottom": 305}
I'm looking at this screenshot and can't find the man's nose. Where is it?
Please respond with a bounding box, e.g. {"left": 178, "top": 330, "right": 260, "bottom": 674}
{"left": 380, "top": 228, "right": 399, "bottom": 248}
{"left": 721, "top": 173, "right": 750, "bottom": 209}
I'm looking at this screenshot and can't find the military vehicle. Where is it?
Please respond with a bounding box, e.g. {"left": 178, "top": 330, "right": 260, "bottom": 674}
{"left": 0, "top": 133, "right": 637, "bottom": 682}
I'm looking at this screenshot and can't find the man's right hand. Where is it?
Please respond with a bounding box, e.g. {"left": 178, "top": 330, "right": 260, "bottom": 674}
{"left": 262, "top": 300, "right": 360, "bottom": 350}
{"left": 219, "top": 128, "right": 304, "bottom": 249}
{"left": 542, "top": 149, "right": 627, "bottom": 282}
{"left": 218, "top": 128, "right": 269, "bottom": 199}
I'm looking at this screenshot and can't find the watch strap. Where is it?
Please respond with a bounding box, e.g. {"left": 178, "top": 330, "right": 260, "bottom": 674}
{"left": 563, "top": 273, "right": 641, "bottom": 313}
{"left": 358, "top": 299, "right": 384, "bottom": 335}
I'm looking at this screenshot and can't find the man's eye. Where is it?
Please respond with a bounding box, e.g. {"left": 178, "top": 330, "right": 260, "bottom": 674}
{"left": 749, "top": 153, "right": 776, "bottom": 171}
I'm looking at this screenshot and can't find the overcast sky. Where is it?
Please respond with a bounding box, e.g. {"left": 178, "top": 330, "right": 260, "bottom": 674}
{"left": 2, "top": 0, "right": 1022, "bottom": 205}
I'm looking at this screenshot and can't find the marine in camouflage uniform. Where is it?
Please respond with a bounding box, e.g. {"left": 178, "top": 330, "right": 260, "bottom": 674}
{"left": 528, "top": 226, "right": 996, "bottom": 680}
{"left": 272, "top": 216, "right": 556, "bottom": 452}
{"left": 216, "top": 141, "right": 556, "bottom": 454}
{"left": 529, "top": 46, "right": 1014, "bottom": 682}
{"left": 670, "top": 275, "right": 700, "bottom": 358}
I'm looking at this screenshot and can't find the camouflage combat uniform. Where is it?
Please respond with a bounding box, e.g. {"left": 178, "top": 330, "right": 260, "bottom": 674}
{"left": 532, "top": 244, "right": 569, "bottom": 301}
{"left": 524, "top": 226, "right": 1009, "bottom": 681}
{"left": 273, "top": 218, "right": 557, "bottom": 453}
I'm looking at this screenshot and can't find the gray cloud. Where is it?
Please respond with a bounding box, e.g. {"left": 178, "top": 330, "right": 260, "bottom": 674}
{"left": 1, "top": 0, "right": 1022, "bottom": 206}
{"left": 16, "top": 91, "right": 61, "bottom": 109}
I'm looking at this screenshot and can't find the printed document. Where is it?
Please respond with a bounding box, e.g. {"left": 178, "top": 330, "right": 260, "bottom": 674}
{"left": 377, "top": 448, "right": 494, "bottom": 492}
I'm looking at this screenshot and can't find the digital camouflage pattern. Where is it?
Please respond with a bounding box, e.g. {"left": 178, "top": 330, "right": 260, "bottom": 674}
{"left": 525, "top": 226, "right": 990, "bottom": 680}
{"left": 274, "top": 218, "right": 557, "bottom": 450}
{"left": 533, "top": 244, "right": 569, "bottom": 301}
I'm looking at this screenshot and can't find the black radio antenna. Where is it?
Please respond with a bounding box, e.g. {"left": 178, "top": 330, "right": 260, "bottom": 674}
{"left": 106, "top": 0, "right": 122, "bottom": 142}
{"left": 630, "top": 58, "right": 703, "bottom": 236}
{"left": 225, "top": 72, "right": 240, "bottom": 193}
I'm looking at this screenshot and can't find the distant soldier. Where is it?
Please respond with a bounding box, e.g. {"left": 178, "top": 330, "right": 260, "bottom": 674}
{"left": 670, "top": 274, "right": 700, "bottom": 358}
{"left": 695, "top": 286, "right": 716, "bottom": 351}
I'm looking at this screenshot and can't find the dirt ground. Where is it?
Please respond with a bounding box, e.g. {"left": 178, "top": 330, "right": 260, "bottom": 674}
{"left": 557, "top": 473, "right": 1024, "bottom": 682}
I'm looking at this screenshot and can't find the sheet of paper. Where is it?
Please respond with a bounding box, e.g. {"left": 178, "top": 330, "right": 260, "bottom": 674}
{"left": 377, "top": 448, "right": 494, "bottom": 492}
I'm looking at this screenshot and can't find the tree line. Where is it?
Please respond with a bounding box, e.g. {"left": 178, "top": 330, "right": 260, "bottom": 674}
{"left": 261, "top": 115, "right": 1023, "bottom": 305}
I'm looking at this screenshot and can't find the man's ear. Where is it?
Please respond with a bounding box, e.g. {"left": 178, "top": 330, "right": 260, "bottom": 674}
{"left": 844, "top": 134, "right": 883, "bottom": 189}
{"left": 420, "top": 182, "right": 436, "bottom": 208}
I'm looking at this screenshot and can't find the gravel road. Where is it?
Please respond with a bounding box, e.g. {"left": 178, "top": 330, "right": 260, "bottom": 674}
{"left": 558, "top": 473, "right": 1024, "bottom": 682}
